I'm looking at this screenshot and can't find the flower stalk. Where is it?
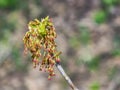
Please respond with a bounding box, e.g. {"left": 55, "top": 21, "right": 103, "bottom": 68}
{"left": 56, "top": 63, "right": 79, "bottom": 90}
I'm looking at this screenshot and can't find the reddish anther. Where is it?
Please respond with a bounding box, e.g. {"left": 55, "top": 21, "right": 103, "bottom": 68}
{"left": 56, "top": 58, "right": 60, "bottom": 63}
{"left": 48, "top": 76, "right": 51, "bottom": 80}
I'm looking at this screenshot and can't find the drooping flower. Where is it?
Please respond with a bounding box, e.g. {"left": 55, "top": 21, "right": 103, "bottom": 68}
{"left": 23, "top": 16, "right": 61, "bottom": 79}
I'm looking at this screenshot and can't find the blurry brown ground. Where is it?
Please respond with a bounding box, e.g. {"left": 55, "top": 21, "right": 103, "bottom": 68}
{"left": 0, "top": 0, "right": 120, "bottom": 90}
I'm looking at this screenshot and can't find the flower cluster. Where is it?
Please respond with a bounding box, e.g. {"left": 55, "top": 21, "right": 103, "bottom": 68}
{"left": 23, "top": 16, "right": 61, "bottom": 79}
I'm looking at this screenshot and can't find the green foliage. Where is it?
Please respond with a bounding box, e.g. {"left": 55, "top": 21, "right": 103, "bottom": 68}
{"left": 79, "top": 26, "right": 90, "bottom": 45}
{"left": 102, "top": 0, "right": 120, "bottom": 6}
{"left": 113, "top": 34, "right": 120, "bottom": 47}
{"left": 108, "top": 66, "right": 118, "bottom": 80}
{"left": 12, "top": 46, "right": 25, "bottom": 70}
{"left": 89, "top": 82, "right": 100, "bottom": 90}
{"left": 78, "top": 52, "right": 100, "bottom": 71}
{"left": 112, "top": 34, "right": 120, "bottom": 56}
{"left": 111, "top": 49, "right": 120, "bottom": 57}
{"left": 0, "top": 0, "right": 7, "bottom": 7}
{"left": 69, "top": 26, "right": 90, "bottom": 48}
{"left": 69, "top": 37, "right": 80, "bottom": 48}
{"left": 86, "top": 56, "right": 100, "bottom": 71}
{"left": 93, "top": 10, "right": 107, "bottom": 24}
{"left": 0, "top": 0, "right": 18, "bottom": 9}
{"left": 75, "top": 58, "right": 83, "bottom": 66}
{"left": 94, "top": 0, "right": 119, "bottom": 24}
{"left": 0, "top": 17, "right": 15, "bottom": 40}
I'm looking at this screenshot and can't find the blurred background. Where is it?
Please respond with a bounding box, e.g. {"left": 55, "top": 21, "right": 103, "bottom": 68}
{"left": 0, "top": 0, "right": 120, "bottom": 90}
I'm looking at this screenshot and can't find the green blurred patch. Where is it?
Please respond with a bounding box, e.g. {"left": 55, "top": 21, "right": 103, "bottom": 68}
{"left": 75, "top": 58, "right": 83, "bottom": 66}
{"left": 108, "top": 66, "right": 118, "bottom": 80}
{"left": 102, "top": 0, "right": 120, "bottom": 6}
{"left": 112, "top": 34, "right": 120, "bottom": 57}
{"left": 77, "top": 51, "right": 100, "bottom": 71}
{"left": 69, "top": 37, "right": 80, "bottom": 48}
{"left": 79, "top": 26, "right": 91, "bottom": 45}
{"left": 0, "top": 0, "right": 19, "bottom": 9}
{"left": 0, "top": 11, "right": 20, "bottom": 41}
{"left": 86, "top": 56, "right": 100, "bottom": 71}
{"left": 11, "top": 46, "right": 28, "bottom": 71}
{"left": 93, "top": 10, "right": 107, "bottom": 24}
{"left": 69, "top": 26, "right": 91, "bottom": 48}
{"left": 89, "top": 82, "right": 100, "bottom": 90}
{"left": 0, "top": 18, "right": 16, "bottom": 41}
{"left": 111, "top": 49, "right": 120, "bottom": 57}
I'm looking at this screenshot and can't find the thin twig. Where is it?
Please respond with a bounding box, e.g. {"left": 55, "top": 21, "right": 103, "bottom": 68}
{"left": 56, "top": 63, "right": 79, "bottom": 90}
